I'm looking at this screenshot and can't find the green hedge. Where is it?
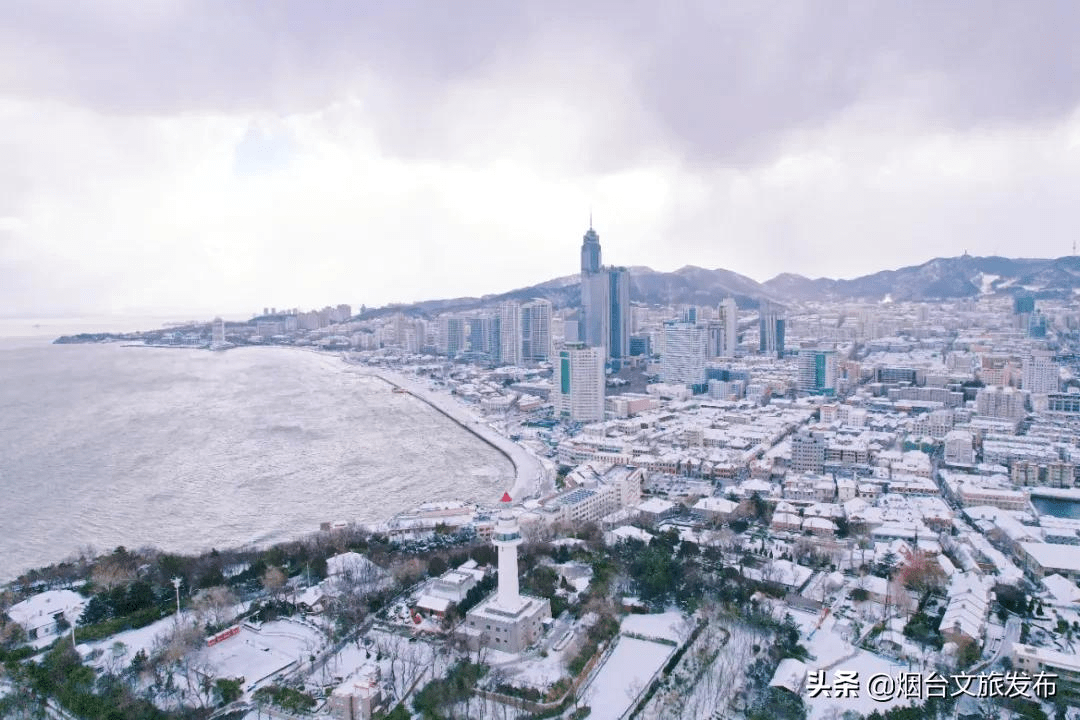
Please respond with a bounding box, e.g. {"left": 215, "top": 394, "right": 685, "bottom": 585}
{"left": 74, "top": 606, "right": 166, "bottom": 643}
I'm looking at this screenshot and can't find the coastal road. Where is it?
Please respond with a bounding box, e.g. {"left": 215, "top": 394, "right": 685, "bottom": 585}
{"left": 363, "top": 368, "right": 550, "bottom": 502}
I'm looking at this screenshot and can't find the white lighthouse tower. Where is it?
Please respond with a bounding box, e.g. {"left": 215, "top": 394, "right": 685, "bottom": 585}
{"left": 462, "top": 491, "right": 552, "bottom": 653}
{"left": 493, "top": 492, "right": 523, "bottom": 609}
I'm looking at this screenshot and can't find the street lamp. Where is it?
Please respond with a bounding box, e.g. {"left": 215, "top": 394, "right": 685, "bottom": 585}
{"left": 171, "top": 577, "right": 182, "bottom": 617}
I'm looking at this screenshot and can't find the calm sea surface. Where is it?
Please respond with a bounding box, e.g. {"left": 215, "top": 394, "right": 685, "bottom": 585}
{"left": 1031, "top": 496, "right": 1080, "bottom": 520}
{"left": 0, "top": 320, "right": 512, "bottom": 581}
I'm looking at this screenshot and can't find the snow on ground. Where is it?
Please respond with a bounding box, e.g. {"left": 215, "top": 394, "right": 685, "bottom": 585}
{"left": 787, "top": 607, "right": 918, "bottom": 720}
{"left": 804, "top": 649, "right": 914, "bottom": 720}
{"left": 582, "top": 636, "right": 676, "bottom": 720}
{"left": 199, "top": 620, "right": 324, "bottom": 689}
{"left": 363, "top": 629, "right": 450, "bottom": 704}
{"left": 620, "top": 611, "right": 691, "bottom": 644}
{"left": 487, "top": 645, "right": 569, "bottom": 690}
{"left": 84, "top": 611, "right": 196, "bottom": 671}
{"left": 315, "top": 639, "right": 373, "bottom": 686}
{"left": 483, "top": 613, "right": 584, "bottom": 691}
{"left": 637, "top": 616, "right": 761, "bottom": 720}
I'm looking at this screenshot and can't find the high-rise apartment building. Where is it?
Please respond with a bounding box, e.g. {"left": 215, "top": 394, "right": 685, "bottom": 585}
{"left": 521, "top": 299, "right": 552, "bottom": 362}
{"left": 976, "top": 387, "right": 1027, "bottom": 420}
{"left": 791, "top": 431, "right": 826, "bottom": 474}
{"left": 467, "top": 314, "right": 500, "bottom": 362}
{"left": 438, "top": 316, "right": 466, "bottom": 357}
{"left": 499, "top": 301, "right": 522, "bottom": 366}
{"left": 661, "top": 321, "right": 707, "bottom": 386}
{"left": 716, "top": 298, "right": 737, "bottom": 357}
{"left": 797, "top": 345, "right": 838, "bottom": 395}
{"left": 1023, "top": 351, "right": 1059, "bottom": 394}
{"left": 553, "top": 342, "right": 605, "bottom": 423}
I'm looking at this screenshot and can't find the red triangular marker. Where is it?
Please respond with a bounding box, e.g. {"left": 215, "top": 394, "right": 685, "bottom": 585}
{"left": 500, "top": 492, "right": 512, "bottom": 503}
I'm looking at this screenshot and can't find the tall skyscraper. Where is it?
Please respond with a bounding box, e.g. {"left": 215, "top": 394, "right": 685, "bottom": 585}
{"left": 608, "top": 268, "right": 631, "bottom": 364}
{"left": 759, "top": 301, "right": 786, "bottom": 358}
{"left": 578, "top": 222, "right": 631, "bottom": 364}
{"left": 581, "top": 267, "right": 609, "bottom": 352}
{"left": 661, "top": 321, "right": 707, "bottom": 386}
{"left": 553, "top": 342, "right": 605, "bottom": 423}
{"left": 521, "top": 299, "right": 552, "bottom": 362}
{"left": 581, "top": 225, "right": 602, "bottom": 273}
{"left": 499, "top": 301, "right": 522, "bottom": 366}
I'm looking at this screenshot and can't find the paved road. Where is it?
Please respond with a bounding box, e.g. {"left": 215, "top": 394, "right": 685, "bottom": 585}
{"left": 972, "top": 615, "right": 1020, "bottom": 674}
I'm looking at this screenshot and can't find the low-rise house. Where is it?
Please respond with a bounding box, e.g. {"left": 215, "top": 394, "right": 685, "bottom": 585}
{"left": 769, "top": 658, "right": 808, "bottom": 695}
{"left": 1042, "top": 573, "right": 1080, "bottom": 606}
{"left": 692, "top": 496, "right": 739, "bottom": 523}
{"left": 637, "top": 498, "right": 677, "bottom": 525}
{"left": 938, "top": 571, "right": 991, "bottom": 643}
{"left": 605, "top": 525, "right": 654, "bottom": 546}
{"left": 802, "top": 516, "right": 837, "bottom": 537}
{"left": 6, "top": 590, "right": 86, "bottom": 640}
{"left": 1012, "top": 644, "right": 1080, "bottom": 698}
{"left": 1017, "top": 542, "right": 1080, "bottom": 581}
{"left": 771, "top": 511, "right": 803, "bottom": 533}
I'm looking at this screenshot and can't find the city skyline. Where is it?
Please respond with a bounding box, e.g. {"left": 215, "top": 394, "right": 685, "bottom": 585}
{"left": 2, "top": 2, "right": 1080, "bottom": 318}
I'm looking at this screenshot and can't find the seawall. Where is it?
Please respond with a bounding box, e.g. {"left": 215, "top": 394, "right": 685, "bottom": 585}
{"left": 365, "top": 370, "right": 546, "bottom": 501}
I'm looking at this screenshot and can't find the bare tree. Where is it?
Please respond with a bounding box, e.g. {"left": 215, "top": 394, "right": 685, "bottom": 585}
{"left": 373, "top": 633, "right": 433, "bottom": 703}
{"left": 105, "top": 640, "right": 128, "bottom": 677}
{"left": 91, "top": 549, "right": 138, "bottom": 590}
{"left": 192, "top": 586, "right": 238, "bottom": 628}
{"left": 262, "top": 566, "right": 287, "bottom": 601}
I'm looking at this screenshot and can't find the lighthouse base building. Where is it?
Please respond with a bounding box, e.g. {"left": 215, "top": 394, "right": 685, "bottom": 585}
{"left": 462, "top": 493, "right": 551, "bottom": 654}
{"left": 462, "top": 592, "right": 551, "bottom": 653}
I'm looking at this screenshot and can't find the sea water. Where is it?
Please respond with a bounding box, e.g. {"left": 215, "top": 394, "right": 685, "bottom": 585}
{"left": 0, "top": 329, "right": 511, "bottom": 580}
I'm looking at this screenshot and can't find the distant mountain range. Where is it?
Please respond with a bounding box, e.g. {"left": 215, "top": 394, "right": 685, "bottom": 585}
{"left": 362, "top": 255, "right": 1080, "bottom": 318}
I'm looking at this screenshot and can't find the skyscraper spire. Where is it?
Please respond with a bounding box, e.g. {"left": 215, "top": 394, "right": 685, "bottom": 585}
{"left": 580, "top": 220, "right": 601, "bottom": 274}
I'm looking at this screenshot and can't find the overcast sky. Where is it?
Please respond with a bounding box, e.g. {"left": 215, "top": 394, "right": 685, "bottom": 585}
{"left": 2, "top": 1, "right": 1079, "bottom": 317}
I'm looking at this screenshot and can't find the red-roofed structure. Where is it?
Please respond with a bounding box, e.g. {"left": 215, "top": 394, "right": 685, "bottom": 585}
{"left": 500, "top": 492, "right": 512, "bottom": 503}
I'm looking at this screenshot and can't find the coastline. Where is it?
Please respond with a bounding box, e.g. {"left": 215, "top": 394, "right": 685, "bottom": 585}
{"left": 3, "top": 341, "right": 540, "bottom": 582}
{"left": 352, "top": 364, "right": 549, "bottom": 502}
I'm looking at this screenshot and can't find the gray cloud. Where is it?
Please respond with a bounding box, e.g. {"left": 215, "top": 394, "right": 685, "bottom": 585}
{"left": 4, "top": 1, "right": 1079, "bottom": 169}
{"left": 1, "top": 1, "right": 1079, "bottom": 316}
